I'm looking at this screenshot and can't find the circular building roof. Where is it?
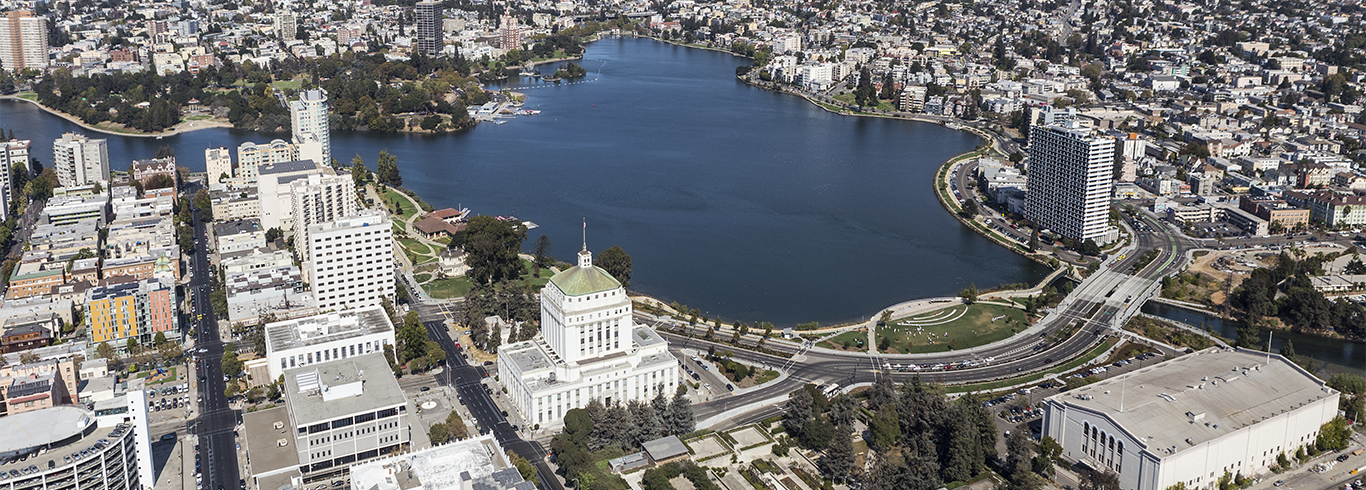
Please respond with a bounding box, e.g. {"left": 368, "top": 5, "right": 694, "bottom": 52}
{"left": 0, "top": 407, "right": 94, "bottom": 454}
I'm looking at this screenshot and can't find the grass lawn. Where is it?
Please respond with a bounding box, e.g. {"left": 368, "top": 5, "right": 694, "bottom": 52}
{"left": 398, "top": 238, "right": 434, "bottom": 257}
{"left": 414, "top": 273, "right": 432, "bottom": 283}
{"left": 15, "top": 92, "right": 37, "bottom": 101}
{"left": 385, "top": 188, "right": 420, "bottom": 220}
{"left": 753, "top": 369, "right": 779, "bottom": 385}
{"left": 391, "top": 220, "right": 407, "bottom": 237}
{"left": 271, "top": 79, "right": 303, "bottom": 91}
{"left": 187, "top": 114, "right": 213, "bottom": 121}
{"left": 427, "top": 259, "right": 551, "bottom": 299}
{"left": 879, "top": 302, "right": 1030, "bottom": 354}
{"left": 816, "top": 330, "right": 867, "bottom": 352}
{"left": 831, "top": 93, "right": 898, "bottom": 112}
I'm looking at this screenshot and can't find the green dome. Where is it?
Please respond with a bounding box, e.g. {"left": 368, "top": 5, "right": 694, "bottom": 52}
{"left": 549, "top": 265, "right": 622, "bottom": 296}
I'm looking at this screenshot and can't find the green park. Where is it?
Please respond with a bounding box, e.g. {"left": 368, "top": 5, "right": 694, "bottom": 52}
{"left": 877, "top": 302, "right": 1031, "bottom": 353}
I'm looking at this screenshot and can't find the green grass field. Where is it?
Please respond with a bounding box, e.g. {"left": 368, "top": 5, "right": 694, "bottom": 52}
{"left": 385, "top": 188, "right": 420, "bottom": 220}
{"left": 427, "top": 259, "right": 553, "bottom": 299}
{"left": 879, "top": 302, "right": 1030, "bottom": 353}
{"left": 816, "top": 330, "right": 867, "bottom": 352}
{"left": 414, "top": 273, "right": 432, "bottom": 283}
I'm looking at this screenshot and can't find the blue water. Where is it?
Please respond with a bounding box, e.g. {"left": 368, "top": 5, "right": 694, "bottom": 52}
{"left": 0, "top": 37, "right": 1050, "bottom": 325}
{"left": 1142, "top": 302, "right": 1363, "bottom": 376}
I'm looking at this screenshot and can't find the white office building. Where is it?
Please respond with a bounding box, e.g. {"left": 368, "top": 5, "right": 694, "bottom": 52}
{"left": 265, "top": 306, "right": 395, "bottom": 381}
{"left": 304, "top": 210, "right": 394, "bottom": 312}
{"left": 52, "top": 133, "right": 109, "bottom": 188}
{"left": 283, "top": 353, "right": 409, "bottom": 477}
{"left": 1042, "top": 348, "right": 1340, "bottom": 490}
{"left": 1025, "top": 120, "right": 1117, "bottom": 242}
{"left": 291, "top": 90, "right": 330, "bottom": 166}
{"left": 498, "top": 241, "right": 680, "bottom": 428}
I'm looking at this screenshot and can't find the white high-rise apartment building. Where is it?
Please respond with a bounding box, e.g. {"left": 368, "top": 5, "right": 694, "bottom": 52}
{"left": 206, "top": 147, "right": 234, "bottom": 186}
{"left": 499, "top": 239, "right": 680, "bottom": 428}
{"left": 0, "top": 11, "right": 47, "bottom": 72}
{"left": 237, "top": 139, "right": 295, "bottom": 183}
{"left": 1025, "top": 120, "right": 1116, "bottom": 242}
{"left": 291, "top": 172, "right": 358, "bottom": 261}
{"left": 273, "top": 12, "right": 297, "bottom": 40}
{"left": 291, "top": 90, "right": 330, "bottom": 166}
{"left": 52, "top": 133, "right": 110, "bottom": 187}
{"left": 305, "top": 210, "right": 393, "bottom": 312}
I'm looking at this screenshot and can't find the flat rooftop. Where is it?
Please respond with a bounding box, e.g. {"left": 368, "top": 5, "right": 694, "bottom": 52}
{"left": 266, "top": 306, "right": 393, "bottom": 353}
{"left": 242, "top": 406, "right": 300, "bottom": 477}
{"left": 349, "top": 435, "right": 527, "bottom": 490}
{"left": 0, "top": 407, "right": 127, "bottom": 476}
{"left": 1049, "top": 348, "right": 1336, "bottom": 455}
{"left": 0, "top": 406, "right": 93, "bottom": 453}
{"left": 259, "top": 160, "right": 321, "bottom": 176}
{"left": 213, "top": 218, "right": 263, "bottom": 237}
{"left": 283, "top": 353, "right": 407, "bottom": 425}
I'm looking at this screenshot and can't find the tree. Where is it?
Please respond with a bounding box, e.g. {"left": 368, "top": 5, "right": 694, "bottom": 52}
{"left": 153, "top": 331, "right": 168, "bottom": 347}
{"left": 19, "top": 351, "right": 40, "bottom": 364}
{"left": 823, "top": 427, "right": 855, "bottom": 482}
{"left": 1316, "top": 417, "right": 1352, "bottom": 451}
{"left": 960, "top": 283, "right": 978, "bottom": 305}
{"left": 666, "top": 390, "right": 694, "bottom": 435}
{"left": 1079, "top": 468, "right": 1121, "bottom": 490}
{"left": 960, "top": 199, "right": 979, "bottom": 218}
{"left": 96, "top": 342, "right": 118, "bottom": 361}
{"left": 221, "top": 348, "right": 243, "bottom": 377}
{"left": 869, "top": 404, "right": 901, "bottom": 449}
{"left": 596, "top": 246, "right": 632, "bottom": 287}
{"left": 429, "top": 423, "right": 451, "bottom": 444}
{"left": 453, "top": 216, "right": 527, "bottom": 286}
{"left": 376, "top": 150, "right": 402, "bottom": 186}
{"left": 126, "top": 337, "right": 139, "bottom": 353}
{"left": 533, "top": 235, "right": 552, "bottom": 276}
{"left": 1005, "top": 425, "right": 1034, "bottom": 478}
{"left": 351, "top": 154, "right": 369, "bottom": 187}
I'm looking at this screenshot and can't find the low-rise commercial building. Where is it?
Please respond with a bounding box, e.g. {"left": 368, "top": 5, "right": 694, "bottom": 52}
{"left": 283, "top": 353, "right": 409, "bottom": 478}
{"left": 1042, "top": 349, "right": 1340, "bottom": 490}
{"left": 264, "top": 306, "right": 396, "bottom": 381}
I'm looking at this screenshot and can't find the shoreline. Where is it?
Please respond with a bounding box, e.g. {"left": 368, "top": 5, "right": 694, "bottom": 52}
{"left": 729, "top": 71, "right": 1061, "bottom": 275}
{"left": 0, "top": 95, "right": 234, "bottom": 138}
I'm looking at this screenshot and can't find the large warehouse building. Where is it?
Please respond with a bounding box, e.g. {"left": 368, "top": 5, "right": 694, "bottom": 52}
{"left": 1042, "top": 348, "right": 1340, "bottom": 490}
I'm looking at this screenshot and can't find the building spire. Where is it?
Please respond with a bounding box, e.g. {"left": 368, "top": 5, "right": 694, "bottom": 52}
{"left": 578, "top": 219, "right": 592, "bottom": 269}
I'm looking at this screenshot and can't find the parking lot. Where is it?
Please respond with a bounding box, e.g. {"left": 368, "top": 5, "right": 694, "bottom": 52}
{"left": 987, "top": 350, "right": 1169, "bottom": 455}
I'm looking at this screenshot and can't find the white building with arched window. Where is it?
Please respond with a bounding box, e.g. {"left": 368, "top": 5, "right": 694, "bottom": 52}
{"left": 498, "top": 243, "right": 679, "bottom": 428}
{"left": 1041, "top": 348, "right": 1339, "bottom": 490}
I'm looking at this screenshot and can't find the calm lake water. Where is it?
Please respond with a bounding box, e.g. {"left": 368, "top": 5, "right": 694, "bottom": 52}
{"left": 0, "top": 37, "right": 1051, "bottom": 325}
{"left": 1142, "top": 302, "right": 1364, "bottom": 376}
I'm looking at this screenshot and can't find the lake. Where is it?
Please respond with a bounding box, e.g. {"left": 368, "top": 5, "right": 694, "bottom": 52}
{"left": 0, "top": 37, "right": 1050, "bottom": 325}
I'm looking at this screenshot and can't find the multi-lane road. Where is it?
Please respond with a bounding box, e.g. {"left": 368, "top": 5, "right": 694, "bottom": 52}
{"left": 188, "top": 182, "right": 241, "bottom": 490}
{"left": 413, "top": 306, "right": 565, "bottom": 490}
{"left": 663, "top": 208, "right": 1196, "bottom": 430}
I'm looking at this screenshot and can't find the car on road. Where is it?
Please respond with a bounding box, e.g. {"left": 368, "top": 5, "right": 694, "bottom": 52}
{"left": 1274, "top": 481, "right": 1284, "bottom": 487}
{"left": 420, "top": 386, "right": 430, "bottom": 392}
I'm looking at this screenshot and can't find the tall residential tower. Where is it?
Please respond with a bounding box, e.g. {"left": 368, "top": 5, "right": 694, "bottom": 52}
{"left": 414, "top": 0, "right": 443, "bottom": 56}
{"left": 0, "top": 11, "right": 47, "bottom": 72}
{"left": 52, "top": 133, "right": 110, "bottom": 187}
{"left": 290, "top": 89, "right": 330, "bottom": 166}
{"left": 1025, "top": 120, "right": 1116, "bottom": 243}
